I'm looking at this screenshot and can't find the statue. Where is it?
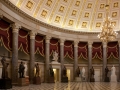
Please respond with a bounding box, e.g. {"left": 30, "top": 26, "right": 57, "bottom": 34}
{"left": 35, "top": 63, "right": 40, "bottom": 77}
{"left": 52, "top": 51, "right": 58, "bottom": 61}
{"left": 63, "top": 66, "right": 67, "bottom": 77}
{"left": 90, "top": 66, "right": 94, "bottom": 79}
{"left": 18, "top": 61, "right": 25, "bottom": 78}
{"left": 24, "top": 62, "right": 27, "bottom": 77}
{"left": 82, "top": 67, "right": 85, "bottom": 78}
{"left": 76, "top": 67, "right": 80, "bottom": 77}
{"left": 105, "top": 66, "right": 109, "bottom": 77}
{"left": 49, "top": 65, "right": 54, "bottom": 77}
{"left": 1, "top": 56, "right": 9, "bottom": 79}
{"left": 111, "top": 65, "right": 116, "bottom": 75}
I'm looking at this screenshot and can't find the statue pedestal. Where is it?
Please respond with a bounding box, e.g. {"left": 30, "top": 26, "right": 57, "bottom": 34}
{"left": 51, "top": 61, "right": 60, "bottom": 64}
{"left": 33, "top": 76, "right": 41, "bottom": 84}
{"left": 25, "top": 76, "right": 30, "bottom": 85}
{"left": 48, "top": 77, "right": 54, "bottom": 83}
{"left": 18, "top": 78, "right": 28, "bottom": 86}
{"left": 61, "top": 77, "right": 68, "bottom": 83}
{"left": 104, "top": 77, "right": 110, "bottom": 82}
{"left": 75, "top": 77, "right": 81, "bottom": 82}
{"left": 90, "top": 78, "right": 95, "bottom": 82}
{"left": 0, "top": 78, "right": 12, "bottom": 89}
{"left": 111, "top": 75, "right": 117, "bottom": 82}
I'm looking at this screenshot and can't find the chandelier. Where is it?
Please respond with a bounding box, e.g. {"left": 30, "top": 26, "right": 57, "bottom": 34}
{"left": 97, "top": 1, "right": 118, "bottom": 42}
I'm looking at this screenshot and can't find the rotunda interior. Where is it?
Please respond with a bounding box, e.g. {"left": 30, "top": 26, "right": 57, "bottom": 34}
{"left": 0, "top": 0, "right": 120, "bottom": 89}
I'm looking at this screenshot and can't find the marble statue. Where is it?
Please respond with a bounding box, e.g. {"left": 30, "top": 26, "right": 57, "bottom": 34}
{"left": 1, "top": 56, "right": 9, "bottom": 79}
{"left": 52, "top": 51, "right": 58, "bottom": 62}
{"left": 76, "top": 67, "right": 80, "bottom": 77}
{"left": 82, "top": 67, "right": 85, "bottom": 78}
{"left": 24, "top": 62, "right": 27, "bottom": 77}
{"left": 18, "top": 61, "right": 25, "bottom": 78}
{"left": 110, "top": 65, "right": 117, "bottom": 82}
{"left": 35, "top": 63, "right": 40, "bottom": 77}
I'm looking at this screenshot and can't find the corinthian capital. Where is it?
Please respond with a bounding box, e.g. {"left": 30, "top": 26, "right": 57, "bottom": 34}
{"left": 102, "top": 42, "right": 107, "bottom": 48}
{"left": 60, "top": 39, "right": 65, "bottom": 45}
{"left": 11, "top": 23, "right": 21, "bottom": 33}
{"left": 30, "top": 30, "right": 37, "bottom": 39}
{"left": 45, "top": 36, "right": 51, "bottom": 43}
{"left": 74, "top": 40, "right": 79, "bottom": 47}
{"left": 88, "top": 41, "right": 93, "bottom": 48}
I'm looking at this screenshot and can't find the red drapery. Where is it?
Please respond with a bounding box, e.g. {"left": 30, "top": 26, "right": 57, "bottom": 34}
{"left": 0, "top": 19, "right": 12, "bottom": 52}
{"left": 18, "top": 29, "right": 29, "bottom": 55}
{"left": 78, "top": 42, "right": 88, "bottom": 60}
{"left": 64, "top": 41, "right": 73, "bottom": 59}
{"left": 92, "top": 42, "right": 103, "bottom": 60}
{"left": 50, "top": 39, "right": 59, "bottom": 56}
{"left": 35, "top": 35, "right": 45, "bottom": 56}
{"left": 107, "top": 42, "right": 119, "bottom": 59}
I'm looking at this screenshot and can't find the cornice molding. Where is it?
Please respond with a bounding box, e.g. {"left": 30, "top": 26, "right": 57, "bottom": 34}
{"left": 0, "top": 0, "right": 113, "bottom": 35}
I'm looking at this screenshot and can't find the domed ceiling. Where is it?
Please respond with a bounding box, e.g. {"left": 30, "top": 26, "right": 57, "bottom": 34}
{"left": 9, "top": 0, "right": 120, "bottom": 32}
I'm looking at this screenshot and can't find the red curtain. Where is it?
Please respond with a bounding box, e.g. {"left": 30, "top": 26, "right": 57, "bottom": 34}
{"left": 107, "top": 42, "right": 119, "bottom": 59}
{"left": 92, "top": 42, "right": 103, "bottom": 60}
{"left": 35, "top": 35, "right": 45, "bottom": 56}
{"left": 78, "top": 42, "right": 88, "bottom": 60}
{"left": 64, "top": 41, "right": 73, "bottom": 59}
{"left": 0, "top": 19, "right": 12, "bottom": 52}
{"left": 50, "top": 39, "right": 59, "bottom": 56}
{"left": 18, "top": 29, "right": 29, "bottom": 54}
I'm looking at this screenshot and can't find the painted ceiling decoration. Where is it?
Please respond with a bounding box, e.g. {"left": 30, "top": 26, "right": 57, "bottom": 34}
{"left": 9, "top": 0, "right": 120, "bottom": 32}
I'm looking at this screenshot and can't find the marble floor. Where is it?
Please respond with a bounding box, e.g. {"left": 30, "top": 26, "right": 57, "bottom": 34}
{"left": 6, "top": 82, "right": 120, "bottom": 90}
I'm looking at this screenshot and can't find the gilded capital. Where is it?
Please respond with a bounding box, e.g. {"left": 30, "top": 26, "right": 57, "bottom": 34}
{"left": 11, "top": 23, "right": 21, "bottom": 33}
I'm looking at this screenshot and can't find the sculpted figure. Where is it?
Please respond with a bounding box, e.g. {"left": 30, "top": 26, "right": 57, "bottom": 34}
{"left": 76, "top": 67, "right": 80, "bottom": 77}
{"left": 18, "top": 61, "right": 25, "bottom": 78}
{"left": 63, "top": 66, "right": 67, "bottom": 77}
{"left": 90, "top": 66, "right": 94, "bottom": 78}
{"left": 52, "top": 51, "right": 58, "bottom": 61}
{"left": 1, "top": 56, "right": 9, "bottom": 79}
{"left": 82, "top": 67, "right": 85, "bottom": 77}
{"left": 111, "top": 65, "right": 116, "bottom": 75}
{"left": 105, "top": 66, "right": 109, "bottom": 77}
{"left": 49, "top": 65, "right": 54, "bottom": 77}
{"left": 35, "top": 63, "right": 40, "bottom": 77}
{"left": 24, "top": 62, "right": 27, "bottom": 77}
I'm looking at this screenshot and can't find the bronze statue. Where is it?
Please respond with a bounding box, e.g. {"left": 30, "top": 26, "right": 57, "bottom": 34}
{"left": 76, "top": 67, "right": 80, "bottom": 77}
{"left": 49, "top": 65, "right": 54, "bottom": 77}
{"left": 90, "top": 66, "right": 94, "bottom": 78}
{"left": 105, "top": 66, "right": 109, "bottom": 77}
{"left": 35, "top": 63, "right": 40, "bottom": 77}
{"left": 1, "top": 56, "right": 9, "bottom": 79}
{"left": 63, "top": 66, "right": 67, "bottom": 77}
{"left": 18, "top": 61, "right": 25, "bottom": 78}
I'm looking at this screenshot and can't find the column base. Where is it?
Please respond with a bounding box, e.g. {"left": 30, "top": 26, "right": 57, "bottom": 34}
{"left": 18, "top": 78, "right": 29, "bottom": 86}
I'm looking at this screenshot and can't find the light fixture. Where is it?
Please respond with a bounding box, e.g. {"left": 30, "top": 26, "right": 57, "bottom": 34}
{"left": 97, "top": 0, "right": 118, "bottom": 42}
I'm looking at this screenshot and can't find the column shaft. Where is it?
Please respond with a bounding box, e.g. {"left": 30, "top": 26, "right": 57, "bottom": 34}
{"left": 119, "top": 46, "right": 120, "bottom": 81}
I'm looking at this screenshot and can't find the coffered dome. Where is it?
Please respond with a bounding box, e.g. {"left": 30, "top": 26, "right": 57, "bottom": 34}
{"left": 9, "top": 0, "right": 120, "bottom": 32}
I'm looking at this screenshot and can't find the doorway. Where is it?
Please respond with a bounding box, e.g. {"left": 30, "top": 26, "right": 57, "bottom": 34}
{"left": 67, "top": 69, "right": 70, "bottom": 81}
{"left": 94, "top": 69, "right": 101, "bottom": 82}
{"left": 53, "top": 69, "right": 59, "bottom": 82}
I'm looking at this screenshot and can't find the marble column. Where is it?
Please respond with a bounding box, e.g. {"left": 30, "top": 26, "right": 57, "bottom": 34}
{"left": 11, "top": 23, "right": 20, "bottom": 84}
{"left": 60, "top": 39, "right": 65, "bottom": 78}
{"left": 29, "top": 31, "right": 35, "bottom": 83}
{"left": 45, "top": 36, "right": 51, "bottom": 82}
{"left": 118, "top": 41, "right": 120, "bottom": 81}
{"left": 88, "top": 41, "right": 93, "bottom": 81}
{"left": 102, "top": 42, "right": 107, "bottom": 81}
{"left": 73, "top": 40, "right": 79, "bottom": 80}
